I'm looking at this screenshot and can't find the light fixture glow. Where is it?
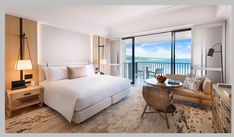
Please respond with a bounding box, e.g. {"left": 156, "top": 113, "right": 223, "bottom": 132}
{"left": 15, "top": 60, "right": 32, "bottom": 70}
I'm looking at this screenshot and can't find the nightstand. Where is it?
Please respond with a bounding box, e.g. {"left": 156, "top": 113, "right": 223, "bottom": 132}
{"left": 6, "top": 85, "right": 43, "bottom": 118}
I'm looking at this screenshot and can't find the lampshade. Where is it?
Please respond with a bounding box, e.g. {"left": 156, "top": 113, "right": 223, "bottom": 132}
{"left": 207, "top": 48, "right": 215, "bottom": 57}
{"left": 100, "top": 59, "right": 107, "bottom": 65}
{"left": 15, "top": 60, "right": 32, "bottom": 70}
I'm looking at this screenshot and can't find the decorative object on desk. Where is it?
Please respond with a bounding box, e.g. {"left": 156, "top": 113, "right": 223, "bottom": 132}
{"left": 24, "top": 74, "right": 33, "bottom": 86}
{"left": 11, "top": 80, "right": 26, "bottom": 90}
{"left": 14, "top": 18, "right": 33, "bottom": 82}
{"left": 207, "top": 42, "right": 223, "bottom": 82}
{"left": 156, "top": 75, "right": 167, "bottom": 83}
{"left": 31, "top": 80, "right": 35, "bottom": 86}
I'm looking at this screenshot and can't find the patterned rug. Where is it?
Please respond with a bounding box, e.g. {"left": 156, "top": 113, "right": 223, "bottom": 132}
{"left": 5, "top": 86, "right": 213, "bottom": 133}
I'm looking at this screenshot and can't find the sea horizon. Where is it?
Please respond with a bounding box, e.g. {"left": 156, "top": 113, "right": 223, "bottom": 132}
{"left": 125, "top": 58, "right": 191, "bottom": 63}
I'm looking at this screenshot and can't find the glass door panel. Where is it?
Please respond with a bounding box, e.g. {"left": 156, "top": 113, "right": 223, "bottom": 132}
{"left": 135, "top": 32, "right": 171, "bottom": 85}
{"left": 174, "top": 30, "right": 192, "bottom": 75}
{"left": 122, "top": 38, "right": 134, "bottom": 84}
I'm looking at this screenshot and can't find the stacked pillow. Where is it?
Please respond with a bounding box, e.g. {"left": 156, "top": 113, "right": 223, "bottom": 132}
{"left": 43, "top": 64, "right": 95, "bottom": 81}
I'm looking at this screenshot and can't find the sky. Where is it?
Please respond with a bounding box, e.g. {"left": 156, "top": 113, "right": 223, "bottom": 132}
{"left": 126, "top": 39, "right": 191, "bottom": 59}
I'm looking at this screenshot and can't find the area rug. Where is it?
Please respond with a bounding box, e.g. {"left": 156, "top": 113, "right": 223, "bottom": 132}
{"left": 5, "top": 86, "right": 213, "bottom": 133}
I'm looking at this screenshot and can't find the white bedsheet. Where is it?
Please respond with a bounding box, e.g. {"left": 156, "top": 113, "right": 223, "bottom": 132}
{"left": 40, "top": 75, "right": 131, "bottom": 122}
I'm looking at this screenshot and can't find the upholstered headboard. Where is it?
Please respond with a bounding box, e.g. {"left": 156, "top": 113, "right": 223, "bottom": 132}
{"left": 38, "top": 62, "right": 89, "bottom": 82}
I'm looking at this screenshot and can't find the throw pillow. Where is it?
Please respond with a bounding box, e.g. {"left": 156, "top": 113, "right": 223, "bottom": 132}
{"left": 183, "top": 75, "right": 194, "bottom": 89}
{"left": 191, "top": 77, "right": 204, "bottom": 91}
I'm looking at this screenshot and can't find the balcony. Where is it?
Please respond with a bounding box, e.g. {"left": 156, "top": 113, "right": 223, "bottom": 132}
{"left": 124, "top": 61, "right": 191, "bottom": 85}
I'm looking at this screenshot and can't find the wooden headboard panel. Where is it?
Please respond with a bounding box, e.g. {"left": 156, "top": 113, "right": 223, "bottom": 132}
{"left": 38, "top": 62, "right": 89, "bottom": 82}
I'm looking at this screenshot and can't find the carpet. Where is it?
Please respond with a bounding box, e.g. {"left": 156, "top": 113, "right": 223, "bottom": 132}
{"left": 5, "top": 86, "right": 213, "bottom": 133}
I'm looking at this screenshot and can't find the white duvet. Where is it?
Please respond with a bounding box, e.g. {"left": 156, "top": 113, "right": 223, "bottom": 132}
{"left": 40, "top": 75, "right": 131, "bottom": 122}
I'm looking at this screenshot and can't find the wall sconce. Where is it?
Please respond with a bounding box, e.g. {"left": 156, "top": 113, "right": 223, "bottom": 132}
{"left": 14, "top": 18, "right": 33, "bottom": 82}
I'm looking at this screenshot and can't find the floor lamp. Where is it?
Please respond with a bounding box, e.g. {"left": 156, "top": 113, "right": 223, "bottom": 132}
{"left": 207, "top": 43, "right": 223, "bottom": 83}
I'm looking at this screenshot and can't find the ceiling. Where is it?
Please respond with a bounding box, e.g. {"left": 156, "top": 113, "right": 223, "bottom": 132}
{"left": 66, "top": 5, "right": 171, "bottom": 26}
{"left": 4, "top": 5, "right": 227, "bottom": 38}
{"left": 5, "top": 5, "right": 172, "bottom": 27}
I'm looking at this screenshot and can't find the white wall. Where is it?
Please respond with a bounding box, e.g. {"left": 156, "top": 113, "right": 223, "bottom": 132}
{"left": 0, "top": 6, "right": 5, "bottom": 123}
{"left": 38, "top": 24, "right": 91, "bottom": 64}
{"left": 226, "top": 16, "right": 232, "bottom": 84}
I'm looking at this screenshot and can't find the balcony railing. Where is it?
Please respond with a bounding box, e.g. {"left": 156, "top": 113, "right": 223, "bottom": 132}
{"left": 124, "top": 61, "right": 191, "bottom": 80}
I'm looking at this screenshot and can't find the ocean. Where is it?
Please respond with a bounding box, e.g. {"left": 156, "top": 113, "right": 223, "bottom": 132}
{"left": 125, "top": 58, "right": 191, "bottom": 63}
{"left": 124, "top": 58, "right": 191, "bottom": 75}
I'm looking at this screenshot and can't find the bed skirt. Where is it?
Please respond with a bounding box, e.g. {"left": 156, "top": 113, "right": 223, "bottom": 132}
{"left": 72, "top": 88, "right": 130, "bottom": 124}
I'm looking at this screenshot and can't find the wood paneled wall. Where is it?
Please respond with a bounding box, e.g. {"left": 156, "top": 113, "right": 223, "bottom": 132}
{"left": 5, "top": 15, "right": 38, "bottom": 89}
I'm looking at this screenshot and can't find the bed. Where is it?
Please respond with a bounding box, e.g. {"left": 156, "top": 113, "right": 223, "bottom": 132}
{"left": 39, "top": 63, "right": 131, "bottom": 123}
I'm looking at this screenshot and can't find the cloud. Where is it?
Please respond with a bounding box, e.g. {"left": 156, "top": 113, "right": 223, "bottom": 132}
{"left": 125, "top": 39, "right": 191, "bottom": 59}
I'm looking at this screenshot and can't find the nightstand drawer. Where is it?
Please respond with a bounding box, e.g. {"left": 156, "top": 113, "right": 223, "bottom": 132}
{"left": 12, "top": 89, "right": 40, "bottom": 100}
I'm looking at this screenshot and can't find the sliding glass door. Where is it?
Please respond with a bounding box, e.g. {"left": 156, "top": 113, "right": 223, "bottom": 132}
{"left": 174, "top": 30, "right": 192, "bottom": 75}
{"left": 134, "top": 32, "right": 172, "bottom": 85}
{"left": 122, "top": 37, "right": 135, "bottom": 84}
{"left": 122, "top": 29, "right": 191, "bottom": 85}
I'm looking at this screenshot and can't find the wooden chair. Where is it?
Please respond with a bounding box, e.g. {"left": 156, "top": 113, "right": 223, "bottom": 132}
{"left": 141, "top": 86, "right": 175, "bottom": 129}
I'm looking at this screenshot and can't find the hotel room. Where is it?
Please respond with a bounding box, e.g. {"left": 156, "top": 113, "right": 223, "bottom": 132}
{"left": 0, "top": 0, "right": 233, "bottom": 134}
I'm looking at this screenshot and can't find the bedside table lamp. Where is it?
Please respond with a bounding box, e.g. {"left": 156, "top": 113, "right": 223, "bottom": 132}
{"left": 15, "top": 60, "right": 32, "bottom": 71}
{"left": 13, "top": 59, "right": 32, "bottom": 90}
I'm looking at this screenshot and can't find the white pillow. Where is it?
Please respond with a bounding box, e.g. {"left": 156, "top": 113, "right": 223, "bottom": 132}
{"left": 45, "top": 67, "right": 68, "bottom": 81}
{"left": 183, "top": 76, "right": 194, "bottom": 89}
{"left": 42, "top": 67, "right": 49, "bottom": 80}
{"left": 85, "top": 64, "right": 95, "bottom": 76}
